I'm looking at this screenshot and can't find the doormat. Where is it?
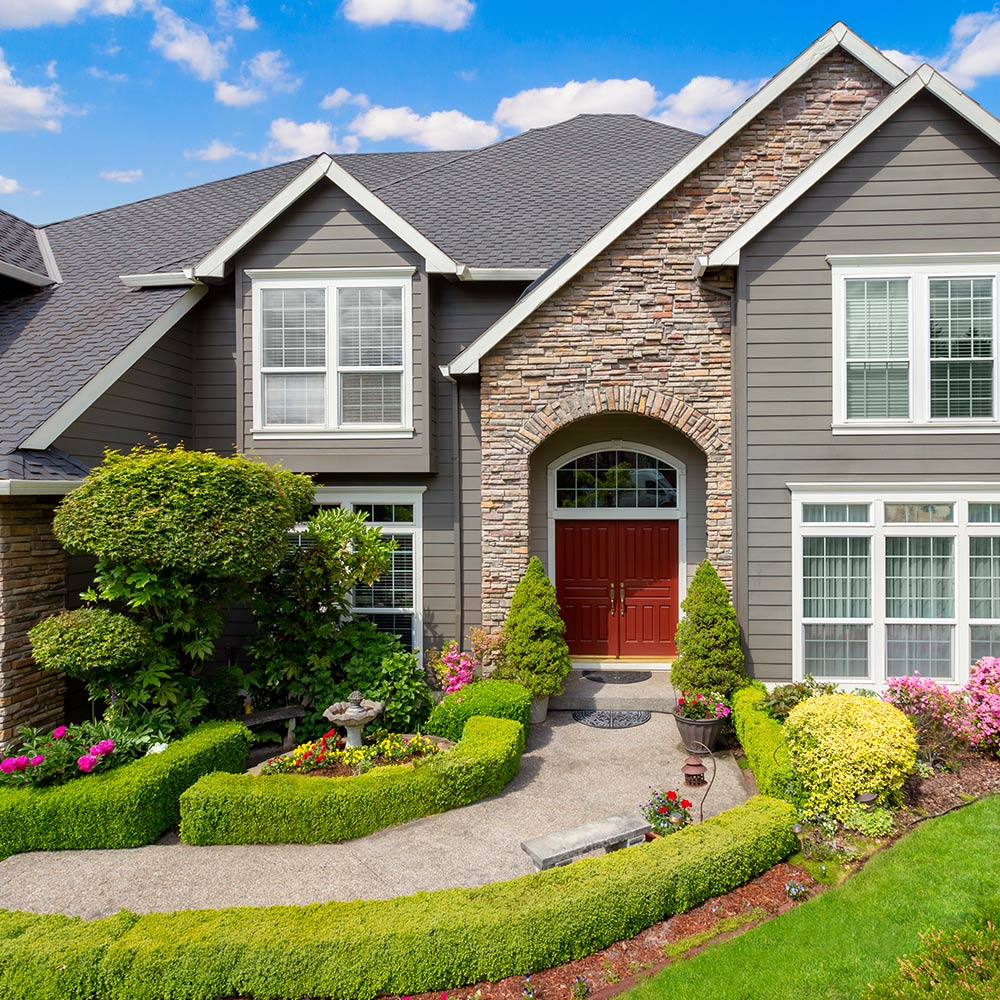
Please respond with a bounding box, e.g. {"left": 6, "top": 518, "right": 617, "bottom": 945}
{"left": 582, "top": 670, "right": 653, "bottom": 684}
{"left": 572, "top": 709, "right": 652, "bottom": 730}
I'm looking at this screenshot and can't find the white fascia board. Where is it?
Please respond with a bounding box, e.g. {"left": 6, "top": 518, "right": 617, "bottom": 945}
{"left": 20, "top": 285, "right": 208, "bottom": 450}
{"left": 698, "top": 72, "right": 928, "bottom": 274}
{"left": 193, "top": 156, "right": 334, "bottom": 279}
{"left": 445, "top": 22, "right": 907, "bottom": 375}
{"left": 0, "top": 259, "right": 53, "bottom": 287}
{"left": 699, "top": 66, "right": 1000, "bottom": 273}
{"left": 460, "top": 267, "right": 546, "bottom": 281}
{"left": 323, "top": 160, "right": 459, "bottom": 275}
{"left": 0, "top": 479, "right": 81, "bottom": 496}
{"left": 119, "top": 272, "right": 202, "bottom": 287}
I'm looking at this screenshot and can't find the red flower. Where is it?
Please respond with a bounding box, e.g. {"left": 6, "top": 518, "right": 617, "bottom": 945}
{"left": 666, "top": 790, "right": 677, "bottom": 801}
{"left": 658, "top": 806, "right": 668, "bottom": 814}
{"left": 681, "top": 799, "right": 693, "bottom": 809}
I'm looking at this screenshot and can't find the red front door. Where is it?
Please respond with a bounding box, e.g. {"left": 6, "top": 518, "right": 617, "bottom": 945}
{"left": 555, "top": 520, "right": 679, "bottom": 659}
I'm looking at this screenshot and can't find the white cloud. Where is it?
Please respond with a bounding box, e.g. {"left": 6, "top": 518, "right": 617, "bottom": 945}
{"left": 881, "top": 49, "right": 926, "bottom": 75}
{"left": 100, "top": 168, "right": 144, "bottom": 182}
{"left": 320, "top": 86, "right": 369, "bottom": 109}
{"left": 266, "top": 117, "right": 359, "bottom": 158}
{"left": 494, "top": 78, "right": 658, "bottom": 131}
{"left": 342, "top": 0, "right": 473, "bottom": 30}
{"left": 0, "top": 48, "right": 67, "bottom": 132}
{"left": 0, "top": 176, "right": 22, "bottom": 194}
{"left": 213, "top": 0, "right": 256, "bottom": 30}
{"left": 214, "top": 80, "right": 264, "bottom": 105}
{"left": 350, "top": 104, "right": 497, "bottom": 149}
{"left": 184, "top": 138, "right": 248, "bottom": 160}
{"left": 88, "top": 65, "right": 129, "bottom": 82}
{"left": 149, "top": 2, "right": 230, "bottom": 81}
{"left": 656, "top": 75, "right": 762, "bottom": 132}
{"left": 45, "top": 60, "right": 58, "bottom": 79}
{"left": 0, "top": 0, "right": 133, "bottom": 28}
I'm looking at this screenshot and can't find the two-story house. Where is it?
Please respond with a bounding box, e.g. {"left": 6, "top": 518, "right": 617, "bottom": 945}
{"left": 3, "top": 22, "right": 1000, "bottom": 743}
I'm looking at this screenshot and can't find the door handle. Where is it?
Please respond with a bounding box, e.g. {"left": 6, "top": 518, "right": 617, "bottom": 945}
{"left": 609, "top": 582, "right": 615, "bottom": 615}
{"left": 619, "top": 583, "right": 625, "bottom": 615}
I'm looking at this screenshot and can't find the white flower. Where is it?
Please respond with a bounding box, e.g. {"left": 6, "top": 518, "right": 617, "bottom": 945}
{"left": 146, "top": 742, "right": 169, "bottom": 755}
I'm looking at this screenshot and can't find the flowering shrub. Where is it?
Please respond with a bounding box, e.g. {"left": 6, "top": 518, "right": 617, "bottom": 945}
{"left": 674, "top": 691, "right": 731, "bottom": 721}
{"left": 0, "top": 725, "right": 118, "bottom": 787}
{"left": 260, "top": 731, "right": 439, "bottom": 776}
{"left": 961, "top": 656, "right": 1000, "bottom": 753}
{"left": 642, "top": 787, "right": 694, "bottom": 835}
{"left": 881, "top": 675, "right": 969, "bottom": 768}
{"left": 428, "top": 641, "right": 478, "bottom": 693}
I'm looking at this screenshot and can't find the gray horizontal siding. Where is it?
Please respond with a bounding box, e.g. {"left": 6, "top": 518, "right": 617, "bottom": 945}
{"left": 193, "top": 281, "right": 238, "bottom": 455}
{"left": 738, "top": 93, "right": 1000, "bottom": 682}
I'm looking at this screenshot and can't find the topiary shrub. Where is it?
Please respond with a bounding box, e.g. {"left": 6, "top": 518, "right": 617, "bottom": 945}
{"left": 426, "top": 679, "right": 533, "bottom": 741}
{"left": 671, "top": 560, "right": 747, "bottom": 696}
{"left": 784, "top": 693, "right": 918, "bottom": 819}
{"left": 491, "top": 557, "right": 571, "bottom": 699}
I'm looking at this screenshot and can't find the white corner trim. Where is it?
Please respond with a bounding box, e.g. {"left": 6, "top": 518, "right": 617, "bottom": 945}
{"left": 460, "top": 267, "right": 546, "bottom": 282}
{"left": 444, "top": 22, "right": 906, "bottom": 375}
{"left": 35, "top": 229, "right": 62, "bottom": 284}
{"left": 120, "top": 271, "right": 202, "bottom": 287}
{"left": 0, "top": 478, "right": 81, "bottom": 496}
{"left": 20, "top": 285, "right": 208, "bottom": 450}
{"left": 0, "top": 259, "right": 53, "bottom": 288}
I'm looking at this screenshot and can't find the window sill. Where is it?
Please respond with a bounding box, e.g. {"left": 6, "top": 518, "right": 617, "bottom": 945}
{"left": 251, "top": 427, "right": 415, "bottom": 441}
{"left": 832, "top": 422, "right": 1000, "bottom": 436}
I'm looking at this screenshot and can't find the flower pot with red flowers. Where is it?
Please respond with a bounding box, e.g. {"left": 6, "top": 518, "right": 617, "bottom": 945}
{"left": 641, "top": 787, "right": 694, "bottom": 837}
{"left": 672, "top": 690, "right": 731, "bottom": 753}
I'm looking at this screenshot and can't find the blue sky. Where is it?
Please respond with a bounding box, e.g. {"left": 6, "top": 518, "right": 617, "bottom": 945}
{"left": 1, "top": 1, "right": 999, "bottom": 223}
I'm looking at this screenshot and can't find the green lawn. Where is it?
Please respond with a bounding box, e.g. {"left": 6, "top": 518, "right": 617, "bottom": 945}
{"left": 622, "top": 795, "right": 1000, "bottom": 1000}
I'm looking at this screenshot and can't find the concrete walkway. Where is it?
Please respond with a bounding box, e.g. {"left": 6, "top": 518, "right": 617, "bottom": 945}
{"left": 0, "top": 711, "right": 749, "bottom": 919}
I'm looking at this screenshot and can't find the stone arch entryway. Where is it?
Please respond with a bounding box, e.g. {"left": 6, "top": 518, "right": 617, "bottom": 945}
{"left": 480, "top": 387, "right": 731, "bottom": 630}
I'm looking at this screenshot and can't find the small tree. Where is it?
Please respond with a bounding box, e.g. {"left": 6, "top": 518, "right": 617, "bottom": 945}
{"left": 671, "top": 559, "right": 746, "bottom": 695}
{"left": 492, "top": 557, "right": 571, "bottom": 699}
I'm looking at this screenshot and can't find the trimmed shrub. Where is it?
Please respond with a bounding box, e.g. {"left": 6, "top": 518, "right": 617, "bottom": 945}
{"left": 0, "top": 796, "right": 796, "bottom": 1000}
{"left": 179, "top": 715, "right": 525, "bottom": 846}
{"left": 671, "top": 560, "right": 747, "bottom": 696}
{"left": 785, "top": 693, "right": 918, "bottom": 819}
{"left": 0, "top": 722, "right": 251, "bottom": 860}
{"left": 732, "top": 685, "right": 799, "bottom": 803}
{"left": 426, "top": 678, "right": 533, "bottom": 741}
{"left": 491, "top": 556, "right": 572, "bottom": 698}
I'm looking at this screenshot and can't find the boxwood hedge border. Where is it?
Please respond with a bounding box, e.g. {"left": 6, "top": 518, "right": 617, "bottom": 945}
{"left": 732, "top": 685, "right": 799, "bottom": 803}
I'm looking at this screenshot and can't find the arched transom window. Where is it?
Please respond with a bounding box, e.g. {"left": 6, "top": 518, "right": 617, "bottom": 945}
{"left": 555, "top": 449, "right": 679, "bottom": 509}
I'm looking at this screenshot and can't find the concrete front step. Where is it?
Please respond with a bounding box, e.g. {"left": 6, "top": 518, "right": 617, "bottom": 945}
{"left": 550, "top": 669, "right": 678, "bottom": 713}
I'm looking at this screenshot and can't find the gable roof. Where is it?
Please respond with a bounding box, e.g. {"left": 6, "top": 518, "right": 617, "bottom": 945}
{"left": 445, "top": 22, "right": 908, "bottom": 375}
{"left": 0, "top": 208, "right": 53, "bottom": 287}
{"left": 694, "top": 65, "right": 1000, "bottom": 273}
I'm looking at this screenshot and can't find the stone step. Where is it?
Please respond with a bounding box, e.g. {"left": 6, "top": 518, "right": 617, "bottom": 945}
{"left": 550, "top": 669, "right": 678, "bottom": 713}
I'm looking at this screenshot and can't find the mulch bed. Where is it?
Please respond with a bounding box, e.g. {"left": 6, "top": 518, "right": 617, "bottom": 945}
{"left": 902, "top": 749, "right": 1000, "bottom": 820}
{"left": 392, "top": 862, "right": 816, "bottom": 1000}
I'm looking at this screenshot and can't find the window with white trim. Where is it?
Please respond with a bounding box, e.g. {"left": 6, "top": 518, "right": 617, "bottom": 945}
{"left": 251, "top": 270, "right": 412, "bottom": 435}
{"left": 832, "top": 258, "right": 1000, "bottom": 431}
{"left": 793, "top": 492, "right": 1000, "bottom": 685}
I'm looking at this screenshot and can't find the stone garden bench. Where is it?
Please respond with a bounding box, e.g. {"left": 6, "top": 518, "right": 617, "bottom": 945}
{"left": 520, "top": 814, "right": 651, "bottom": 871}
{"left": 242, "top": 705, "right": 306, "bottom": 752}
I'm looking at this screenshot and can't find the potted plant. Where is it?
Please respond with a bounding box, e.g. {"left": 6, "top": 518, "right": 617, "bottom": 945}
{"left": 491, "top": 557, "right": 572, "bottom": 723}
{"left": 641, "top": 787, "right": 694, "bottom": 838}
{"left": 672, "top": 690, "right": 731, "bottom": 752}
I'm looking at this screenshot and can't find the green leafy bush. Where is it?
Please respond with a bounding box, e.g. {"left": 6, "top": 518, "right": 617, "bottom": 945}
{"left": 369, "top": 651, "right": 432, "bottom": 733}
{"left": 0, "top": 796, "right": 795, "bottom": 1000}
{"left": 732, "top": 685, "right": 800, "bottom": 803}
{"left": 671, "top": 560, "right": 747, "bottom": 696}
{"left": 0, "top": 722, "right": 251, "bottom": 860}
{"left": 426, "top": 679, "right": 532, "bottom": 741}
{"left": 491, "top": 556, "right": 571, "bottom": 699}
{"left": 760, "top": 676, "right": 838, "bottom": 723}
{"left": 179, "top": 715, "right": 525, "bottom": 845}
{"left": 784, "top": 693, "right": 918, "bottom": 820}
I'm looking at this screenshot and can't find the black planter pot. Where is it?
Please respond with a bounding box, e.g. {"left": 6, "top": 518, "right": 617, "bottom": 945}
{"left": 672, "top": 713, "right": 725, "bottom": 753}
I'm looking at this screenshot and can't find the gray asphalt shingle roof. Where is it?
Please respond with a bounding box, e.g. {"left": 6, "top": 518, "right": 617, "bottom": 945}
{"left": 0, "top": 208, "right": 47, "bottom": 279}
{"left": 0, "top": 115, "right": 702, "bottom": 478}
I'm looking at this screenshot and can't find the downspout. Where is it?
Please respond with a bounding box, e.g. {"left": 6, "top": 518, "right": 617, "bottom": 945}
{"left": 440, "top": 365, "right": 465, "bottom": 642}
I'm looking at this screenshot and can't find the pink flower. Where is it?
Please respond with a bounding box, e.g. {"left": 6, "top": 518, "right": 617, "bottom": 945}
{"left": 12, "top": 756, "right": 28, "bottom": 773}
{"left": 30, "top": 755, "right": 44, "bottom": 767}
{"left": 0, "top": 758, "right": 16, "bottom": 775}
{"left": 90, "top": 740, "right": 115, "bottom": 756}
{"left": 52, "top": 726, "right": 67, "bottom": 739}
{"left": 77, "top": 754, "right": 99, "bottom": 773}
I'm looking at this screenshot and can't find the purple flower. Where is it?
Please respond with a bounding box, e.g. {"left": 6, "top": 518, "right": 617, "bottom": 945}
{"left": 77, "top": 754, "right": 99, "bottom": 773}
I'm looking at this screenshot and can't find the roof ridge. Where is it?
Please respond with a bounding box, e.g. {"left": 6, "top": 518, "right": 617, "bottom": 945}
{"left": 336, "top": 147, "right": 480, "bottom": 193}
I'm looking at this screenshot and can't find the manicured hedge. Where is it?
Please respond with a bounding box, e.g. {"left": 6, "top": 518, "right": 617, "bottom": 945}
{"left": 0, "top": 722, "right": 251, "bottom": 860}
{"left": 425, "top": 678, "right": 532, "bottom": 741}
{"left": 0, "top": 795, "right": 796, "bottom": 1000}
{"left": 179, "top": 714, "right": 525, "bottom": 845}
{"left": 732, "top": 685, "right": 799, "bottom": 803}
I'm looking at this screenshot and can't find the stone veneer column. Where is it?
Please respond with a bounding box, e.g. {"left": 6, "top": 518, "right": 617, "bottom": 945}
{"left": 479, "top": 51, "right": 892, "bottom": 628}
{"left": 0, "top": 498, "right": 66, "bottom": 745}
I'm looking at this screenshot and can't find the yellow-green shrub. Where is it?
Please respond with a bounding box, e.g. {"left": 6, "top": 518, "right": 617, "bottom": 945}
{"left": 784, "top": 693, "right": 917, "bottom": 819}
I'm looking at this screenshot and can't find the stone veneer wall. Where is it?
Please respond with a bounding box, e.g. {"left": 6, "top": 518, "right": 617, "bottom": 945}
{"left": 478, "top": 50, "right": 892, "bottom": 627}
{"left": 0, "top": 498, "right": 66, "bottom": 745}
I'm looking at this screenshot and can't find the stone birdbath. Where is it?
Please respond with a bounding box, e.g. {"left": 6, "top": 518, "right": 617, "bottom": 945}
{"left": 323, "top": 691, "right": 384, "bottom": 748}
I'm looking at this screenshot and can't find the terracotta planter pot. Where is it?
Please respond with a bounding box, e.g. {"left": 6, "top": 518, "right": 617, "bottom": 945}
{"left": 644, "top": 831, "right": 662, "bottom": 842}
{"left": 672, "top": 713, "right": 725, "bottom": 753}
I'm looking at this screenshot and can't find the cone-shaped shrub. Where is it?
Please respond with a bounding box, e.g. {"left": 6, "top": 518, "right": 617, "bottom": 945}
{"left": 671, "top": 559, "right": 747, "bottom": 695}
{"left": 493, "top": 557, "right": 571, "bottom": 699}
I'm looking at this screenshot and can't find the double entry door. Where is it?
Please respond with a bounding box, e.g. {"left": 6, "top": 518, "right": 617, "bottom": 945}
{"left": 555, "top": 519, "right": 679, "bottom": 659}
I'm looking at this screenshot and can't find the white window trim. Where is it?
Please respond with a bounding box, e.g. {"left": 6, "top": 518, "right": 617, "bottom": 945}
{"left": 832, "top": 257, "right": 1000, "bottom": 434}
{"left": 250, "top": 268, "right": 415, "bottom": 440}
{"left": 314, "top": 487, "right": 424, "bottom": 653}
{"left": 791, "top": 483, "right": 1000, "bottom": 689}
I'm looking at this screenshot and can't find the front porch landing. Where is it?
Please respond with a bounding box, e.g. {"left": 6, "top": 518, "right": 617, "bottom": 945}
{"left": 550, "top": 668, "right": 678, "bottom": 713}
